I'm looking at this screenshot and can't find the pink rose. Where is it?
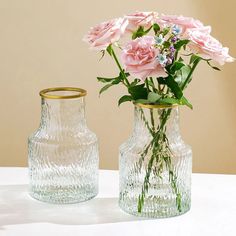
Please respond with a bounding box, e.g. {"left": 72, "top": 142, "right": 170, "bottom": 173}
{"left": 160, "top": 14, "right": 211, "bottom": 34}
{"left": 125, "top": 11, "right": 158, "bottom": 32}
{"left": 121, "top": 36, "right": 168, "bottom": 80}
{"left": 187, "top": 29, "right": 234, "bottom": 65}
{"left": 83, "top": 18, "right": 128, "bottom": 51}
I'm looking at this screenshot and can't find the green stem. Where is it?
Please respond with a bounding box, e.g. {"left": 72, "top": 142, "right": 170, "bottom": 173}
{"left": 145, "top": 80, "right": 150, "bottom": 92}
{"left": 181, "top": 58, "right": 201, "bottom": 90}
{"left": 150, "top": 77, "right": 157, "bottom": 93}
{"left": 164, "top": 154, "right": 182, "bottom": 212}
{"left": 150, "top": 109, "right": 155, "bottom": 133}
{"left": 137, "top": 108, "right": 182, "bottom": 213}
{"left": 110, "top": 47, "right": 130, "bottom": 87}
{"left": 139, "top": 109, "right": 155, "bottom": 136}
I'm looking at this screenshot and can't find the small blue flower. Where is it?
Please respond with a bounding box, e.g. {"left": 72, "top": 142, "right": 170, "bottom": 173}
{"left": 172, "top": 25, "right": 182, "bottom": 35}
{"left": 155, "top": 34, "right": 164, "bottom": 45}
{"left": 157, "top": 54, "right": 168, "bottom": 66}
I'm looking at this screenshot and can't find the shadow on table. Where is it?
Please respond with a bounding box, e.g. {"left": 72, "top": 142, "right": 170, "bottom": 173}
{"left": 0, "top": 185, "right": 145, "bottom": 228}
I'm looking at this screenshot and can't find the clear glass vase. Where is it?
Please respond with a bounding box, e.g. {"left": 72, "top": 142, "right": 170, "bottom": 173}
{"left": 119, "top": 103, "right": 192, "bottom": 218}
{"left": 28, "top": 87, "right": 99, "bottom": 204}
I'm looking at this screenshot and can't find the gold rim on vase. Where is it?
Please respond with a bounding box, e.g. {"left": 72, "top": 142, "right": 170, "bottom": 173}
{"left": 134, "top": 102, "right": 178, "bottom": 109}
{"left": 39, "top": 87, "right": 87, "bottom": 99}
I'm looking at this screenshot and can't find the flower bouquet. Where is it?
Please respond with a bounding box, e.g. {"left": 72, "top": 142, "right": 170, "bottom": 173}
{"left": 84, "top": 12, "right": 234, "bottom": 217}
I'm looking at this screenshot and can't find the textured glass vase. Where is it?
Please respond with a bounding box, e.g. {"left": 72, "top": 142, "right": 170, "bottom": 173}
{"left": 28, "top": 87, "right": 99, "bottom": 204}
{"left": 119, "top": 104, "right": 192, "bottom": 218}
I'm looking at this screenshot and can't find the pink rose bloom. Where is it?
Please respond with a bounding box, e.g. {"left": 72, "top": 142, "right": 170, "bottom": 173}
{"left": 125, "top": 11, "right": 158, "bottom": 32}
{"left": 121, "top": 36, "right": 168, "bottom": 80}
{"left": 83, "top": 18, "right": 128, "bottom": 51}
{"left": 187, "top": 29, "right": 234, "bottom": 65}
{"left": 160, "top": 14, "right": 211, "bottom": 34}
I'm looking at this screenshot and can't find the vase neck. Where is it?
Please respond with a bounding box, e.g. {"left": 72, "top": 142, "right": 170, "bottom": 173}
{"left": 133, "top": 106, "right": 181, "bottom": 140}
{"left": 40, "top": 97, "right": 86, "bottom": 132}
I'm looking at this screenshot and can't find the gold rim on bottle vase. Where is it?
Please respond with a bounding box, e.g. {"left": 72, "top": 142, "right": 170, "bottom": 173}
{"left": 134, "top": 102, "right": 178, "bottom": 109}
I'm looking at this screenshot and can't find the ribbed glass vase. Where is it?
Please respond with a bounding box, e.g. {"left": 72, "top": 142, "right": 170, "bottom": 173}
{"left": 119, "top": 103, "right": 192, "bottom": 218}
{"left": 28, "top": 87, "right": 99, "bottom": 204}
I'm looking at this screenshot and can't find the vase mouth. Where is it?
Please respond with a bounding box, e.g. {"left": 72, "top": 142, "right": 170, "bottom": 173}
{"left": 39, "top": 87, "right": 87, "bottom": 99}
{"left": 134, "top": 102, "right": 178, "bottom": 109}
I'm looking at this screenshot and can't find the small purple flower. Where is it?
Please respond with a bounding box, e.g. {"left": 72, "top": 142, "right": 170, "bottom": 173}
{"left": 169, "top": 45, "right": 175, "bottom": 52}
{"left": 171, "top": 36, "right": 178, "bottom": 43}
{"left": 168, "top": 52, "right": 175, "bottom": 60}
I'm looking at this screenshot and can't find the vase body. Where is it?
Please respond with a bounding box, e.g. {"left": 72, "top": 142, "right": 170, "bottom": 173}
{"left": 119, "top": 104, "right": 192, "bottom": 218}
{"left": 28, "top": 88, "right": 99, "bottom": 204}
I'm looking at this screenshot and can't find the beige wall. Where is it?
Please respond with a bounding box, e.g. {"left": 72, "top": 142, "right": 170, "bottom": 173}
{"left": 0, "top": 0, "right": 235, "bottom": 174}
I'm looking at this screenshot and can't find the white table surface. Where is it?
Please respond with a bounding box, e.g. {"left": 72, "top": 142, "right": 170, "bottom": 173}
{"left": 0, "top": 168, "right": 235, "bottom": 236}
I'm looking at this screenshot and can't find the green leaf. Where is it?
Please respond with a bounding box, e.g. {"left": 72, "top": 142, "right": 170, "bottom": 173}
{"left": 162, "top": 27, "right": 170, "bottom": 36}
{"left": 130, "top": 79, "right": 140, "bottom": 87}
{"left": 97, "top": 77, "right": 116, "bottom": 83}
{"left": 157, "top": 77, "right": 167, "bottom": 85}
{"left": 99, "top": 50, "right": 105, "bottom": 61}
{"left": 179, "top": 65, "right": 191, "bottom": 86}
{"left": 128, "top": 84, "right": 148, "bottom": 100}
{"left": 181, "top": 56, "right": 202, "bottom": 90}
{"left": 144, "top": 25, "right": 153, "bottom": 34}
{"left": 206, "top": 60, "right": 221, "bottom": 71}
{"left": 99, "top": 84, "right": 114, "bottom": 95}
{"left": 163, "top": 41, "right": 171, "bottom": 48}
{"left": 132, "top": 26, "right": 145, "bottom": 39}
{"left": 164, "top": 76, "right": 183, "bottom": 99}
{"left": 111, "top": 76, "right": 122, "bottom": 84}
{"left": 181, "top": 65, "right": 191, "bottom": 79}
{"left": 97, "top": 71, "right": 129, "bottom": 84}
{"left": 190, "top": 54, "right": 201, "bottom": 64}
{"left": 174, "top": 40, "right": 190, "bottom": 51}
{"left": 158, "top": 96, "right": 193, "bottom": 109}
{"left": 212, "top": 66, "right": 221, "bottom": 71}
{"left": 106, "top": 44, "right": 112, "bottom": 56}
{"left": 170, "top": 61, "right": 185, "bottom": 74}
{"left": 134, "top": 99, "right": 150, "bottom": 104}
{"left": 180, "top": 96, "right": 193, "bottom": 109}
{"left": 153, "top": 23, "right": 160, "bottom": 34}
{"left": 147, "top": 92, "right": 161, "bottom": 103}
{"left": 118, "top": 95, "right": 133, "bottom": 106}
{"left": 98, "top": 71, "right": 127, "bottom": 95}
{"left": 159, "top": 97, "right": 180, "bottom": 105}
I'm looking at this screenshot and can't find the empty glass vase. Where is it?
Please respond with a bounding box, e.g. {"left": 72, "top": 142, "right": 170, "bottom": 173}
{"left": 28, "top": 87, "right": 99, "bottom": 204}
{"left": 119, "top": 103, "right": 192, "bottom": 218}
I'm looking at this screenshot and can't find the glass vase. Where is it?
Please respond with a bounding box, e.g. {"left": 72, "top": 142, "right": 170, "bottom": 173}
{"left": 119, "top": 103, "right": 192, "bottom": 218}
{"left": 28, "top": 87, "right": 99, "bottom": 204}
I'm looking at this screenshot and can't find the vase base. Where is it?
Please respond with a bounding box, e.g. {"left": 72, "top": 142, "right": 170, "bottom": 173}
{"left": 119, "top": 199, "right": 190, "bottom": 218}
{"left": 29, "top": 186, "right": 98, "bottom": 204}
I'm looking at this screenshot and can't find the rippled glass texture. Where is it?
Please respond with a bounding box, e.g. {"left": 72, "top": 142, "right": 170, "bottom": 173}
{"left": 28, "top": 90, "right": 99, "bottom": 204}
{"left": 119, "top": 106, "right": 192, "bottom": 218}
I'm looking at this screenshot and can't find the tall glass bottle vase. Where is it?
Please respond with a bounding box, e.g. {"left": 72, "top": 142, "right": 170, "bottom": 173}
{"left": 28, "top": 87, "right": 99, "bottom": 204}
{"left": 119, "top": 103, "right": 192, "bottom": 218}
